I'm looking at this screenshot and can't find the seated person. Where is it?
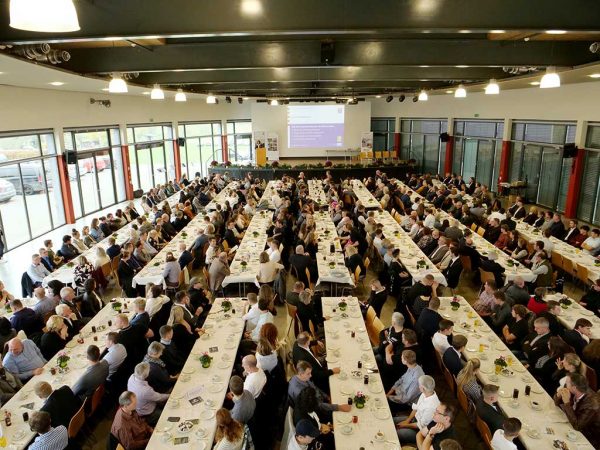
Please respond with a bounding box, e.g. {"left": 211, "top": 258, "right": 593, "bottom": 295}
{"left": 27, "top": 411, "right": 68, "bottom": 450}
{"left": 416, "top": 403, "right": 457, "bottom": 450}
{"left": 442, "top": 334, "right": 467, "bottom": 377}
{"left": 491, "top": 418, "right": 522, "bottom": 450}
{"left": 476, "top": 384, "right": 505, "bottom": 434}
{"left": 502, "top": 305, "right": 530, "bottom": 350}
{"left": 386, "top": 350, "right": 424, "bottom": 411}
{"left": 393, "top": 375, "right": 440, "bottom": 445}
{"left": 2, "top": 338, "right": 46, "bottom": 381}
{"left": 34, "top": 382, "right": 82, "bottom": 429}
{"left": 111, "top": 391, "right": 153, "bottom": 450}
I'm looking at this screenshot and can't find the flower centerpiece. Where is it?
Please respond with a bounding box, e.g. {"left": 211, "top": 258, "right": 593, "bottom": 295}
{"left": 494, "top": 356, "right": 508, "bottom": 375}
{"left": 338, "top": 300, "right": 347, "bottom": 311}
{"left": 112, "top": 233, "right": 118, "bottom": 238}
{"left": 153, "top": 262, "right": 160, "bottom": 266}
{"left": 324, "top": 160, "right": 333, "bottom": 168}
{"left": 4, "top": 304, "right": 11, "bottom": 313}
{"left": 532, "top": 228, "right": 539, "bottom": 234}
{"left": 181, "top": 232, "right": 188, "bottom": 238}
{"left": 353, "top": 391, "right": 367, "bottom": 409}
{"left": 199, "top": 352, "right": 213, "bottom": 369}
{"left": 270, "top": 161, "right": 279, "bottom": 168}
{"left": 417, "top": 259, "right": 426, "bottom": 269}
{"left": 450, "top": 299, "right": 460, "bottom": 311}
{"left": 328, "top": 260, "right": 336, "bottom": 269}
{"left": 221, "top": 299, "right": 232, "bottom": 312}
{"left": 559, "top": 297, "right": 572, "bottom": 309}
{"left": 111, "top": 301, "right": 122, "bottom": 312}
{"left": 66, "top": 262, "right": 74, "bottom": 268}
{"left": 210, "top": 160, "right": 219, "bottom": 167}
{"left": 56, "top": 351, "right": 70, "bottom": 370}
{"left": 252, "top": 231, "right": 259, "bottom": 237}
{"left": 240, "top": 260, "right": 247, "bottom": 271}
{"left": 224, "top": 161, "right": 232, "bottom": 167}
{"left": 507, "top": 259, "right": 514, "bottom": 267}
{"left": 324, "top": 229, "right": 330, "bottom": 235}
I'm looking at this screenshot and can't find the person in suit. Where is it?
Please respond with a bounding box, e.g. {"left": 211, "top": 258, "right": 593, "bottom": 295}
{"left": 34, "top": 382, "right": 82, "bottom": 429}
{"left": 415, "top": 297, "right": 442, "bottom": 341}
{"left": 8, "top": 299, "right": 43, "bottom": 337}
{"left": 563, "top": 220, "right": 580, "bottom": 243}
{"left": 483, "top": 218, "right": 502, "bottom": 244}
{"left": 442, "top": 247, "right": 462, "bottom": 290}
{"left": 476, "top": 384, "right": 505, "bottom": 434}
{"left": 428, "top": 236, "right": 449, "bottom": 265}
{"left": 116, "top": 314, "right": 147, "bottom": 369}
{"left": 480, "top": 252, "right": 505, "bottom": 287}
{"left": 292, "top": 332, "right": 340, "bottom": 394}
{"left": 54, "top": 304, "right": 81, "bottom": 340}
{"left": 144, "top": 342, "right": 176, "bottom": 394}
{"left": 548, "top": 213, "right": 566, "bottom": 239}
{"left": 117, "top": 251, "right": 139, "bottom": 298}
{"left": 158, "top": 325, "right": 185, "bottom": 375}
{"left": 459, "top": 237, "right": 481, "bottom": 271}
{"left": 442, "top": 334, "right": 467, "bottom": 376}
{"left": 79, "top": 278, "right": 103, "bottom": 318}
{"left": 208, "top": 252, "right": 230, "bottom": 293}
{"left": 105, "top": 237, "right": 121, "bottom": 260}
{"left": 289, "top": 245, "right": 315, "bottom": 286}
{"left": 520, "top": 317, "right": 552, "bottom": 365}
{"left": 59, "top": 235, "right": 79, "bottom": 262}
{"left": 562, "top": 318, "right": 593, "bottom": 356}
{"left": 223, "top": 221, "right": 240, "bottom": 249}
{"left": 554, "top": 373, "right": 600, "bottom": 448}
{"left": 130, "top": 298, "right": 152, "bottom": 337}
{"left": 177, "top": 242, "right": 193, "bottom": 270}
{"left": 367, "top": 279, "right": 388, "bottom": 318}
{"left": 39, "top": 315, "right": 68, "bottom": 361}
{"left": 72, "top": 345, "right": 109, "bottom": 400}
{"left": 512, "top": 201, "right": 527, "bottom": 220}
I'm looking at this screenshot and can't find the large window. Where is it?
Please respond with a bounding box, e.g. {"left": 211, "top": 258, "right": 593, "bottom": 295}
{"left": 226, "top": 120, "right": 252, "bottom": 164}
{"left": 127, "top": 124, "right": 175, "bottom": 192}
{"left": 400, "top": 119, "right": 447, "bottom": 173}
{"left": 508, "top": 121, "right": 576, "bottom": 211}
{"left": 579, "top": 124, "right": 600, "bottom": 225}
{"left": 453, "top": 120, "right": 504, "bottom": 192}
{"left": 0, "top": 130, "right": 65, "bottom": 249}
{"left": 178, "top": 122, "right": 223, "bottom": 178}
{"left": 64, "top": 127, "right": 126, "bottom": 219}
{"left": 371, "top": 118, "right": 395, "bottom": 151}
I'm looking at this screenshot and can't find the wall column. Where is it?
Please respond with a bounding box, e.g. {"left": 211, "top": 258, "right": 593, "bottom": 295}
{"left": 498, "top": 141, "right": 511, "bottom": 184}
{"left": 221, "top": 134, "right": 229, "bottom": 162}
{"left": 564, "top": 120, "right": 588, "bottom": 219}
{"left": 53, "top": 126, "right": 75, "bottom": 224}
{"left": 394, "top": 132, "right": 400, "bottom": 158}
{"left": 172, "top": 121, "right": 182, "bottom": 181}
{"left": 443, "top": 118, "right": 454, "bottom": 174}
{"left": 121, "top": 145, "right": 134, "bottom": 200}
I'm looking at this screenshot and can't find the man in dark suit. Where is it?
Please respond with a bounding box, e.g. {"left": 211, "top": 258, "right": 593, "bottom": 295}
{"left": 415, "top": 296, "right": 442, "bottom": 340}
{"left": 483, "top": 219, "right": 501, "bottom": 244}
{"left": 442, "top": 334, "right": 467, "bottom": 376}
{"left": 106, "top": 237, "right": 121, "bottom": 259}
{"left": 292, "top": 332, "right": 339, "bottom": 394}
{"left": 159, "top": 325, "right": 185, "bottom": 375}
{"left": 511, "top": 201, "right": 527, "bottom": 220}
{"left": 59, "top": 235, "right": 79, "bottom": 261}
{"left": 35, "top": 382, "right": 82, "bottom": 429}
{"left": 99, "top": 217, "right": 112, "bottom": 237}
{"left": 8, "top": 299, "right": 43, "bottom": 337}
{"left": 72, "top": 345, "right": 109, "bottom": 400}
{"left": 480, "top": 252, "right": 505, "bottom": 287}
{"left": 562, "top": 318, "right": 592, "bottom": 356}
{"left": 115, "top": 314, "right": 147, "bottom": 369}
{"left": 521, "top": 317, "right": 552, "bottom": 365}
{"left": 442, "top": 248, "right": 463, "bottom": 290}
{"left": 563, "top": 220, "right": 580, "bottom": 243}
{"left": 476, "top": 384, "right": 505, "bottom": 433}
{"left": 459, "top": 237, "right": 481, "bottom": 270}
{"left": 59, "top": 287, "right": 84, "bottom": 321}
{"left": 289, "top": 245, "right": 316, "bottom": 286}
{"left": 177, "top": 242, "right": 194, "bottom": 270}
{"left": 223, "top": 221, "right": 240, "bottom": 249}
{"left": 160, "top": 214, "right": 177, "bottom": 240}
{"left": 548, "top": 213, "right": 566, "bottom": 239}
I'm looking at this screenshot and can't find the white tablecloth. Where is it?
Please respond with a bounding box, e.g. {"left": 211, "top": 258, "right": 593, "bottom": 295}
{"left": 516, "top": 222, "right": 600, "bottom": 283}
{"left": 543, "top": 293, "right": 600, "bottom": 339}
{"left": 395, "top": 181, "right": 535, "bottom": 284}
{"left": 375, "top": 210, "right": 447, "bottom": 286}
{"left": 222, "top": 212, "right": 272, "bottom": 287}
{"left": 0, "top": 299, "right": 137, "bottom": 449}
{"left": 258, "top": 180, "right": 279, "bottom": 210}
{"left": 147, "top": 297, "right": 247, "bottom": 449}
{"left": 322, "top": 297, "right": 401, "bottom": 450}
{"left": 205, "top": 181, "right": 240, "bottom": 211}
{"left": 350, "top": 180, "right": 381, "bottom": 209}
{"left": 439, "top": 296, "right": 594, "bottom": 450}
{"left": 307, "top": 179, "right": 330, "bottom": 206}
{"left": 312, "top": 210, "right": 354, "bottom": 288}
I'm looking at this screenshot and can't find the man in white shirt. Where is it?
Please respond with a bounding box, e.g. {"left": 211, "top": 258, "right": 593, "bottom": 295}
{"left": 145, "top": 285, "right": 171, "bottom": 318}
{"left": 266, "top": 240, "right": 281, "bottom": 263}
{"left": 241, "top": 355, "right": 266, "bottom": 399}
{"left": 242, "top": 293, "right": 260, "bottom": 331}
{"left": 432, "top": 319, "right": 454, "bottom": 355}
{"left": 27, "top": 254, "right": 51, "bottom": 286}
{"left": 582, "top": 228, "right": 600, "bottom": 255}
{"left": 204, "top": 238, "right": 218, "bottom": 265}
{"left": 491, "top": 418, "right": 521, "bottom": 450}
{"left": 393, "top": 375, "right": 440, "bottom": 444}
{"left": 247, "top": 297, "right": 274, "bottom": 342}
{"left": 102, "top": 331, "right": 127, "bottom": 379}
{"left": 287, "top": 419, "right": 320, "bottom": 450}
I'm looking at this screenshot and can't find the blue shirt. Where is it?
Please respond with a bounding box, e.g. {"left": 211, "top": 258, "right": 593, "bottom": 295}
{"left": 390, "top": 365, "right": 425, "bottom": 405}
{"left": 2, "top": 339, "right": 47, "bottom": 380}
{"left": 29, "top": 425, "right": 68, "bottom": 450}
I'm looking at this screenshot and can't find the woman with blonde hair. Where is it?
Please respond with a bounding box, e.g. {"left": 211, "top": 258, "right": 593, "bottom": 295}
{"left": 94, "top": 246, "right": 111, "bottom": 269}
{"left": 554, "top": 352, "right": 586, "bottom": 392}
{"left": 214, "top": 408, "right": 244, "bottom": 450}
{"left": 255, "top": 337, "right": 277, "bottom": 373}
{"left": 40, "top": 315, "right": 67, "bottom": 360}
{"left": 456, "top": 358, "right": 482, "bottom": 403}
{"left": 168, "top": 306, "right": 201, "bottom": 356}
{"left": 81, "top": 225, "right": 96, "bottom": 247}
{"left": 257, "top": 251, "right": 283, "bottom": 285}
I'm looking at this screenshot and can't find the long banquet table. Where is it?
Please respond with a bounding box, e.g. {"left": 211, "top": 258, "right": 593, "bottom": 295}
{"left": 322, "top": 297, "right": 402, "bottom": 450}
{"left": 0, "top": 298, "right": 136, "bottom": 449}
{"left": 205, "top": 181, "right": 240, "bottom": 211}
{"left": 440, "top": 296, "right": 594, "bottom": 450}
{"left": 43, "top": 190, "right": 182, "bottom": 286}
{"left": 350, "top": 180, "right": 381, "bottom": 209}
{"left": 542, "top": 293, "right": 600, "bottom": 339}
{"left": 307, "top": 179, "right": 330, "bottom": 206}
{"left": 395, "top": 180, "right": 535, "bottom": 284}
{"left": 147, "top": 297, "right": 247, "bottom": 449}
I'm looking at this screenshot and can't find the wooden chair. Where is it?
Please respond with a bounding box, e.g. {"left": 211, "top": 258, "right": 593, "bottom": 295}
{"left": 101, "top": 261, "right": 112, "bottom": 279}
{"left": 406, "top": 307, "right": 417, "bottom": 328}
{"left": 551, "top": 252, "right": 563, "bottom": 270}
{"left": 305, "top": 268, "right": 314, "bottom": 290}
{"left": 476, "top": 227, "right": 485, "bottom": 237}
{"left": 479, "top": 268, "right": 496, "bottom": 285}
{"left": 87, "top": 384, "right": 105, "bottom": 418}
{"left": 526, "top": 241, "right": 535, "bottom": 255}
{"left": 285, "top": 302, "right": 302, "bottom": 337}
{"left": 562, "top": 257, "right": 575, "bottom": 280}
{"left": 457, "top": 384, "right": 476, "bottom": 423}
{"left": 68, "top": 399, "right": 87, "bottom": 438}
{"left": 470, "top": 223, "right": 478, "bottom": 232}
{"left": 583, "top": 363, "right": 598, "bottom": 391}
{"left": 222, "top": 240, "right": 230, "bottom": 252}
{"left": 364, "top": 257, "right": 371, "bottom": 273}
{"left": 433, "top": 348, "right": 444, "bottom": 373}
{"left": 202, "top": 266, "right": 211, "bottom": 291}
{"left": 576, "top": 263, "right": 589, "bottom": 286}
{"left": 475, "top": 415, "right": 494, "bottom": 450}
{"left": 460, "top": 255, "right": 472, "bottom": 273}
{"left": 441, "top": 362, "right": 456, "bottom": 394}
{"left": 367, "top": 315, "right": 385, "bottom": 346}
{"left": 110, "top": 256, "right": 121, "bottom": 287}
{"left": 117, "top": 445, "right": 125, "bottom": 450}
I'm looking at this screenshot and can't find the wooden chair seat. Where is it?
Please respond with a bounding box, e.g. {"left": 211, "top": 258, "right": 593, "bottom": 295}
{"left": 475, "top": 415, "right": 494, "bottom": 450}
{"left": 68, "top": 398, "right": 87, "bottom": 438}
{"left": 479, "top": 268, "right": 496, "bottom": 285}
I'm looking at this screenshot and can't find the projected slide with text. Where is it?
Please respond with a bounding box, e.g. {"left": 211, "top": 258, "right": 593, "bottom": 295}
{"left": 287, "top": 105, "right": 345, "bottom": 148}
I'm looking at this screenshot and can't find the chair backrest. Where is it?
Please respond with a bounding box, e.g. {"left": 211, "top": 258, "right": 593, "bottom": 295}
{"left": 304, "top": 267, "right": 313, "bottom": 290}
{"left": 456, "top": 384, "right": 470, "bottom": 414}
{"left": 551, "top": 252, "right": 563, "bottom": 270}
{"left": 479, "top": 268, "right": 496, "bottom": 285}
{"left": 441, "top": 362, "right": 456, "bottom": 394}
{"left": 582, "top": 362, "right": 598, "bottom": 391}
{"left": 88, "top": 384, "right": 105, "bottom": 418}
{"left": 116, "top": 445, "right": 125, "bottom": 450}
{"left": 460, "top": 255, "right": 472, "bottom": 272}
{"left": 178, "top": 267, "right": 186, "bottom": 286}
{"left": 367, "top": 315, "right": 385, "bottom": 346}
{"left": 476, "top": 227, "right": 485, "bottom": 237}
{"left": 110, "top": 255, "right": 120, "bottom": 273}
{"left": 576, "top": 263, "right": 589, "bottom": 284}
{"left": 354, "top": 266, "right": 361, "bottom": 284}
{"left": 101, "top": 261, "right": 112, "bottom": 278}
{"left": 475, "top": 415, "right": 494, "bottom": 450}
{"left": 562, "top": 257, "right": 574, "bottom": 275}
{"left": 68, "top": 398, "right": 87, "bottom": 438}
{"left": 203, "top": 266, "right": 211, "bottom": 290}
{"left": 470, "top": 223, "right": 478, "bottom": 231}
{"left": 286, "top": 302, "right": 297, "bottom": 319}
{"left": 364, "top": 257, "right": 370, "bottom": 271}
{"left": 365, "top": 305, "right": 376, "bottom": 324}
{"left": 222, "top": 240, "right": 230, "bottom": 252}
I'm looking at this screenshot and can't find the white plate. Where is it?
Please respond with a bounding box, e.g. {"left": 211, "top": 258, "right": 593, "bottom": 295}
{"left": 526, "top": 430, "right": 541, "bottom": 439}
{"left": 13, "top": 430, "right": 25, "bottom": 440}
{"left": 200, "top": 410, "right": 215, "bottom": 420}
{"left": 374, "top": 409, "right": 390, "bottom": 420}
{"left": 361, "top": 344, "right": 371, "bottom": 351}
{"left": 208, "top": 384, "right": 224, "bottom": 393}
{"left": 217, "top": 361, "right": 230, "bottom": 369}
{"left": 335, "top": 413, "right": 352, "bottom": 424}
{"left": 340, "top": 424, "right": 353, "bottom": 435}
{"left": 340, "top": 385, "right": 353, "bottom": 395}
{"left": 182, "top": 367, "right": 195, "bottom": 375}
{"left": 369, "top": 383, "right": 383, "bottom": 394}
{"left": 326, "top": 357, "right": 338, "bottom": 364}
{"left": 225, "top": 342, "right": 237, "bottom": 349}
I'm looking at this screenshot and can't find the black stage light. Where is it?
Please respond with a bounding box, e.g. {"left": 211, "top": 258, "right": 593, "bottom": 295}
{"left": 386, "top": 95, "right": 393, "bottom": 103}
{"left": 399, "top": 95, "right": 406, "bottom": 102}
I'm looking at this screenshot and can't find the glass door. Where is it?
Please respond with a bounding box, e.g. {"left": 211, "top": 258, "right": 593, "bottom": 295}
{"left": 537, "top": 147, "right": 562, "bottom": 208}
{"left": 77, "top": 153, "right": 101, "bottom": 216}
{"left": 152, "top": 145, "right": 167, "bottom": 186}
{"left": 475, "top": 140, "right": 494, "bottom": 188}
{"left": 521, "top": 145, "right": 542, "bottom": 203}
{"left": 462, "top": 140, "right": 478, "bottom": 181}
{"left": 95, "top": 150, "right": 116, "bottom": 208}
{"left": 136, "top": 147, "right": 154, "bottom": 192}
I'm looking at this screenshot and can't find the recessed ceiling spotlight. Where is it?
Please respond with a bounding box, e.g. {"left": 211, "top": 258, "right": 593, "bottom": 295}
{"left": 545, "top": 30, "right": 567, "bottom": 34}
{"left": 420, "top": 79, "right": 428, "bottom": 82}
{"left": 456, "top": 65, "right": 469, "bottom": 68}
{"left": 241, "top": 0, "right": 263, "bottom": 15}
{"left": 490, "top": 30, "right": 506, "bottom": 34}
{"left": 589, "top": 74, "right": 600, "bottom": 79}
{"left": 540, "top": 66, "right": 560, "bottom": 88}
{"left": 386, "top": 95, "right": 393, "bottom": 103}
{"left": 419, "top": 65, "right": 430, "bottom": 68}
{"left": 270, "top": 99, "right": 279, "bottom": 106}
{"left": 376, "top": 95, "right": 382, "bottom": 98}
{"left": 175, "top": 89, "right": 187, "bottom": 102}
{"left": 458, "top": 30, "right": 471, "bottom": 34}
{"left": 49, "top": 81, "right": 64, "bottom": 86}
{"left": 529, "top": 81, "right": 540, "bottom": 86}
{"left": 206, "top": 95, "right": 217, "bottom": 104}
{"left": 101, "top": 88, "right": 110, "bottom": 92}
{"left": 445, "top": 90, "right": 453, "bottom": 94}
{"left": 243, "top": 97, "right": 249, "bottom": 100}
{"left": 141, "top": 91, "right": 151, "bottom": 95}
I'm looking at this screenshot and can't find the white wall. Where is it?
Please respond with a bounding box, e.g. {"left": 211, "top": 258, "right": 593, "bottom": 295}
{"left": 250, "top": 101, "right": 371, "bottom": 157}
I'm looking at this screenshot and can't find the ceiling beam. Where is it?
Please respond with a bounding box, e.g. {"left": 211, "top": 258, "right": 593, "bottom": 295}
{"left": 59, "top": 40, "right": 592, "bottom": 74}
{"left": 2, "top": 0, "right": 600, "bottom": 44}
{"left": 134, "top": 66, "right": 506, "bottom": 86}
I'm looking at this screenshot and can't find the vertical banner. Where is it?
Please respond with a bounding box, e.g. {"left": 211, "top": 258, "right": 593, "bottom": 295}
{"left": 266, "top": 132, "right": 280, "bottom": 161}
{"left": 361, "top": 131, "right": 373, "bottom": 158}
{"left": 254, "top": 131, "right": 267, "bottom": 166}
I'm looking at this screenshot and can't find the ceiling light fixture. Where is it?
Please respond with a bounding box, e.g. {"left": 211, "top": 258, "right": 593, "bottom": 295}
{"left": 445, "top": 90, "right": 453, "bottom": 94}
{"left": 454, "top": 84, "right": 467, "bottom": 98}
{"left": 10, "top": 0, "right": 80, "bottom": 32}
{"left": 456, "top": 65, "right": 469, "bottom": 68}
{"left": 485, "top": 79, "right": 500, "bottom": 95}
{"left": 418, "top": 90, "right": 428, "bottom": 101}
{"left": 490, "top": 30, "right": 506, "bottom": 34}
{"left": 241, "top": 0, "right": 263, "bottom": 15}
{"left": 540, "top": 66, "right": 560, "bottom": 88}
{"left": 529, "top": 81, "right": 540, "bottom": 86}
{"left": 545, "top": 30, "right": 567, "bottom": 35}
{"left": 238, "top": 97, "right": 243, "bottom": 104}
{"left": 398, "top": 95, "right": 406, "bottom": 102}
{"left": 588, "top": 74, "right": 600, "bottom": 79}
{"left": 108, "top": 74, "right": 127, "bottom": 93}
{"left": 175, "top": 89, "right": 187, "bottom": 102}
{"left": 225, "top": 96, "right": 232, "bottom": 104}
{"left": 150, "top": 84, "right": 165, "bottom": 100}
{"left": 49, "top": 81, "right": 64, "bottom": 86}
{"left": 376, "top": 95, "right": 382, "bottom": 98}
{"left": 206, "top": 95, "right": 217, "bottom": 104}
{"left": 270, "top": 99, "right": 279, "bottom": 106}
{"left": 386, "top": 95, "right": 393, "bottom": 103}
